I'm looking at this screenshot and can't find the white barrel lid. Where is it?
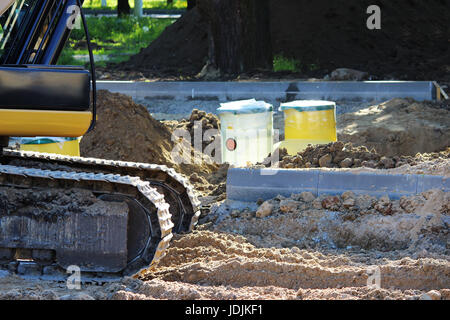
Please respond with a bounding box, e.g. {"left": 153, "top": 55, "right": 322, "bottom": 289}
{"left": 279, "top": 100, "right": 335, "bottom": 112}
{"left": 218, "top": 99, "right": 273, "bottom": 115}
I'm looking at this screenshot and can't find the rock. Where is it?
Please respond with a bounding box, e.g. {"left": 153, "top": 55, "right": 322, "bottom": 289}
{"left": 319, "top": 154, "right": 333, "bottom": 167}
{"left": 328, "top": 68, "right": 369, "bottom": 81}
{"left": 419, "top": 293, "right": 432, "bottom": 300}
{"left": 353, "top": 159, "right": 362, "bottom": 167}
{"left": 341, "top": 191, "right": 356, "bottom": 201}
{"left": 41, "top": 290, "right": 58, "bottom": 300}
{"left": 256, "top": 201, "right": 274, "bottom": 218}
{"left": 279, "top": 200, "right": 298, "bottom": 213}
{"left": 230, "top": 210, "right": 241, "bottom": 218}
{"left": 291, "top": 247, "right": 301, "bottom": 254}
{"left": 423, "top": 290, "right": 441, "bottom": 300}
{"left": 189, "top": 172, "right": 206, "bottom": 184}
{"left": 0, "top": 270, "right": 10, "bottom": 279}
{"left": 340, "top": 158, "right": 353, "bottom": 168}
{"left": 362, "top": 160, "right": 377, "bottom": 168}
{"left": 300, "top": 192, "right": 316, "bottom": 203}
{"left": 342, "top": 198, "right": 356, "bottom": 209}
{"left": 380, "top": 156, "right": 395, "bottom": 168}
{"left": 312, "top": 198, "right": 323, "bottom": 209}
{"left": 321, "top": 196, "right": 341, "bottom": 210}
{"left": 399, "top": 195, "right": 424, "bottom": 213}
{"left": 375, "top": 196, "right": 393, "bottom": 215}
{"left": 329, "top": 141, "right": 344, "bottom": 152}
{"left": 439, "top": 289, "right": 450, "bottom": 300}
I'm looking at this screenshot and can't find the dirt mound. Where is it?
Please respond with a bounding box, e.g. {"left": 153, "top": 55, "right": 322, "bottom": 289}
{"left": 80, "top": 90, "right": 218, "bottom": 178}
{"left": 163, "top": 108, "right": 220, "bottom": 155}
{"left": 110, "top": 1, "right": 449, "bottom": 82}
{"left": 80, "top": 90, "right": 227, "bottom": 197}
{"left": 337, "top": 99, "right": 450, "bottom": 157}
{"left": 269, "top": 142, "right": 450, "bottom": 174}
{"left": 136, "top": 224, "right": 449, "bottom": 297}
{"left": 115, "top": 7, "right": 208, "bottom": 77}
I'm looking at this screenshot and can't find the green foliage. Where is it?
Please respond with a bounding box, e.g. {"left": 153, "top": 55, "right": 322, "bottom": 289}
{"left": 84, "top": 0, "right": 187, "bottom": 10}
{"left": 57, "top": 48, "right": 83, "bottom": 66}
{"left": 273, "top": 55, "right": 301, "bottom": 72}
{"left": 58, "top": 16, "right": 175, "bottom": 67}
{"left": 273, "top": 55, "right": 320, "bottom": 73}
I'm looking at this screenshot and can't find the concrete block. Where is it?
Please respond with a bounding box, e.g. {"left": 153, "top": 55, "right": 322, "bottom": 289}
{"left": 318, "top": 171, "right": 418, "bottom": 199}
{"left": 417, "top": 175, "right": 450, "bottom": 193}
{"left": 227, "top": 168, "right": 446, "bottom": 202}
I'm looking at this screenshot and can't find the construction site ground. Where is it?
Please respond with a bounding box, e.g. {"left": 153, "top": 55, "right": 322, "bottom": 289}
{"left": 0, "top": 91, "right": 448, "bottom": 300}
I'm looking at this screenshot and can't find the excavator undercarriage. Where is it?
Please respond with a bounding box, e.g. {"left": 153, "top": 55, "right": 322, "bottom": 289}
{"left": 0, "top": 0, "right": 199, "bottom": 280}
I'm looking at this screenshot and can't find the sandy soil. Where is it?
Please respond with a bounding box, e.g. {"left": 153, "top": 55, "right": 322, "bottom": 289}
{"left": 0, "top": 190, "right": 448, "bottom": 300}
{"left": 337, "top": 99, "right": 450, "bottom": 157}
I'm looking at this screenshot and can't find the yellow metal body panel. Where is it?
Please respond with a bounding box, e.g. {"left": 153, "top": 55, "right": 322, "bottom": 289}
{"left": 20, "top": 139, "right": 81, "bottom": 157}
{"left": 0, "top": 109, "right": 92, "bottom": 137}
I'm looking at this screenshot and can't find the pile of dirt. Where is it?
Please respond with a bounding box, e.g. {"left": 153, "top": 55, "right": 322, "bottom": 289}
{"left": 115, "top": 7, "right": 209, "bottom": 77}
{"left": 80, "top": 90, "right": 225, "bottom": 196}
{"left": 337, "top": 99, "right": 450, "bottom": 157}
{"left": 110, "top": 1, "right": 449, "bottom": 82}
{"left": 163, "top": 108, "right": 220, "bottom": 155}
{"left": 268, "top": 142, "right": 450, "bottom": 174}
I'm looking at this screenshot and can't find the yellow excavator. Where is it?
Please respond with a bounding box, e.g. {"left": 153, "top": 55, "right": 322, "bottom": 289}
{"left": 0, "top": 0, "right": 199, "bottom": 280}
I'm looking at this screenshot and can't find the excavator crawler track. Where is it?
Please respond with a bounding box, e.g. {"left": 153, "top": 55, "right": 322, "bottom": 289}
{"left": 1, "top": 150, "right": 201, "bottom": 233}
{"left": 0, "top": 164, "right": 173, "bottom": 279}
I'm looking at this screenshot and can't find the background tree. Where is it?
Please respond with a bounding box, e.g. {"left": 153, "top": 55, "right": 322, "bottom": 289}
{"left": 197, "top": 0, "right": 272, "bottom": 75}
{"left": 187, "top": 0, "right": 196, "bottom": 10}
{"left": 117, "top": 0, "right": 130, "bottom": 16}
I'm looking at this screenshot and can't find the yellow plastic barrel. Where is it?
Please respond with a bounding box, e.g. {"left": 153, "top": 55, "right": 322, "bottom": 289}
{"left": 20, "top": 137, "right": 81, "bottom": 157}
{"left": 278, "top": 100, "right": 337, "bottom": 155}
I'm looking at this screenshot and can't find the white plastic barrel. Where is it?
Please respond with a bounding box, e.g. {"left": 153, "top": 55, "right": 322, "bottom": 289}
{"left": 218, "top": 100, "right": 273, "bottom": 166}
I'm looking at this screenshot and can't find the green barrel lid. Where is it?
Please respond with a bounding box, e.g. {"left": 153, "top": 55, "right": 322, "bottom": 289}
{"left": 218, "top": 99, "right": 273, "bottom": 115}
{"left": 279, "top": 100, "right": 336, "bottom": 112}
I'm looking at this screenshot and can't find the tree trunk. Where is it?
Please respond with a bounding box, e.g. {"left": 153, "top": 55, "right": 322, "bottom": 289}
{"left": 117, "top": 0, "right": 130, "bottom": 16}
{"left": 187, "top": 0, "right": 196, "bottom": 10}
{"left": 197, "top": 0, "right": 272, "bottom": 75}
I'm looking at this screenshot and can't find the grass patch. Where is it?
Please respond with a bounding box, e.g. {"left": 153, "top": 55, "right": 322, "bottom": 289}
{"left": 273, "top": 55, "right": 320, "bottom": 73}
{"left": 273, "top": 55, "right": 301, "bottom": 72}
{"left": 84, "top": 0, "right": 187, "bottom": 10}
{"left": 58, "top": 16, "right": 175, "bottom": 67}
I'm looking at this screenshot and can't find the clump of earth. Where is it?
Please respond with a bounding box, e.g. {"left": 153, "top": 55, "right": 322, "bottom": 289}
{"left": 264, "top": 142, "right": 449, "bottom": 176}
{"left": 163, "top": 108, "right": 221, "bottom": 158}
